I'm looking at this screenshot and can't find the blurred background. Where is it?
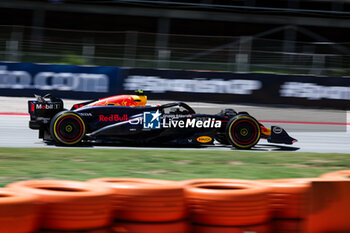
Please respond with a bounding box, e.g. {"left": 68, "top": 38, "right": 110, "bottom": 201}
{"left": 1, "top": 0, "right": 350, "bottom": 76}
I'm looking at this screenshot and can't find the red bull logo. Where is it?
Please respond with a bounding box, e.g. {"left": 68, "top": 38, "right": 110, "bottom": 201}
{"left": 99, "top": 114, "right": 128, "bottom": 122}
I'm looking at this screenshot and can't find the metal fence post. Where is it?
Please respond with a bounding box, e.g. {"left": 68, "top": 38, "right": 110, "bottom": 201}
{"left": 156, "top": 17, "right": 170, "bottom": 68}
{"left": 235, "top": 36, "right": 252, "bottom": 72}
{"left": 282, "top": 26, "right": 297, "bottom": 67}
{"left": 6, "top": 29, "right": 22, "bottom": 62}
{"left": 124, "top": 31, "right": 138, "bottom": 67}
{"left": 82, "top": 37, "right": 95, "bottom": 65}
{"left": 82, "top": 44, "right": 95, "bottom": 65}
{"left": 311, "top": 54, "right": 325, "bottom": 75}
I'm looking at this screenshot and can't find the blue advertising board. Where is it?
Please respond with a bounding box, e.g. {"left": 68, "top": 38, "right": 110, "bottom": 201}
{"left": 0, "top": 62, "right": 124, "bottom": 99}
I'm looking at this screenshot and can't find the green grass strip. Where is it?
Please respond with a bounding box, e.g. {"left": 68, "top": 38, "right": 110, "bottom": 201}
{"left": 0, "top": 148, "right": 349, "bottom": 187}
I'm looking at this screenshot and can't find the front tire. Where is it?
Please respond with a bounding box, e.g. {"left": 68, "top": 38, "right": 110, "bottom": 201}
{"left": 50, "top": 111, "right": 86, "bottom": 146}
{"left": 226, "top": 114, "right": 261, "bottom": 149}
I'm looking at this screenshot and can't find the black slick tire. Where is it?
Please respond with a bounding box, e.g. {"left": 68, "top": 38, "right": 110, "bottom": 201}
{"left": 50, "top": 111, "right": 86, "bottom": 146}
{"left": 226, "top": 114, "right": 261, "bottom": 149}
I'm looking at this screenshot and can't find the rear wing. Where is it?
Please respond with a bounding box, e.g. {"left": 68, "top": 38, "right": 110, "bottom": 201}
{"left": 28, "top": 94, "right": 64, "bottom": 129}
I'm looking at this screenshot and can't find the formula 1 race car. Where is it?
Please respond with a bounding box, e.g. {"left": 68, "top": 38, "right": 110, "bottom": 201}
{"left": 28, "top": 92, "right": 297, "bottom": 149}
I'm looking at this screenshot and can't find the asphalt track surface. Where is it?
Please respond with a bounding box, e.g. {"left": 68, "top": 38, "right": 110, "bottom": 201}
{"left": 0, "top": 97, "right": 349, "bottom": 153}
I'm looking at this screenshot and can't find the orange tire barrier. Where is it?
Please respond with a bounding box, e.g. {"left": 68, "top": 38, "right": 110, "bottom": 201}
{"left": 112, "top": 221, "right": 190, "bottom": 233}
{"left": 88, "top": 178, "right": 186, "bottom": 222}
{"left": 7, "top": 180, "right": 114, "bottom": 231}
{"left": 0, "top": 188, "right": 41, "bottom": 233}
{"left": 259, "top": 178, "right": 319, "bottom": 219}
{"left": 183, "top": 179, "right": 270, "bottom": 226}
{"left": 306, "top": 180, "right": 350, "bottom": 233}
{"left": 191, "top": 223, "right": 271, "bottom": 233}
{"left": 38, "top": 228, "right": 113, "bottom": 233}
{"left": 38, "top": 229, "right": 113, "bottom": 233}
{"left": 320, "top": 170, "right": 350, "bottom": 180}
{"left": 272, "top": 219, "right": 304, "bottom": 233}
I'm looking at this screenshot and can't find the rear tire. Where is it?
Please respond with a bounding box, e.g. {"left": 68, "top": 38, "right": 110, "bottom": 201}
{"left": 50, "top": 111, "right": 86, "bottom": 146}
{"left": 226, "top": 114, "right": 261, "bottom": 149}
